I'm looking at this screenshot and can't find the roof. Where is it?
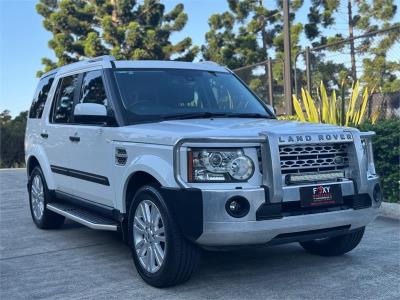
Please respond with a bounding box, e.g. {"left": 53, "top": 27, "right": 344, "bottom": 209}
{"left": 40, "top": 56, "right": 228, "bottom": 79}
{"left": 114, "top": 60, "right": 229, "bottom": 73}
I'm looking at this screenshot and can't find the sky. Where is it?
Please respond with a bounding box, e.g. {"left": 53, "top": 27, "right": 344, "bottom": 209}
{"left": 0, "top": 0, "right": 399, "bottom": 117}
{"left": 0, "top": 0, "right": 230, "bottom": 117}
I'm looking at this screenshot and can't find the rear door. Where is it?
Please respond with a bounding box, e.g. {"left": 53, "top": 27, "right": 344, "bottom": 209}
{"left": 42, "top": 73, "right": 80, "bottom": 192}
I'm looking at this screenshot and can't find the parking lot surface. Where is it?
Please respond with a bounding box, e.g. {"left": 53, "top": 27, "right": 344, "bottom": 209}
{"left": 1, "top": 169, "right": 399, "bottom": 300}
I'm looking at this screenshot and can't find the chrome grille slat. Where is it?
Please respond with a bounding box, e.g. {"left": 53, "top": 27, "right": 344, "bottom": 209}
{"left": 279, "top": 143, "right": 349, "bottom": 175}
{"left": 279, "top": 151, "right": 346, "bottom": 157}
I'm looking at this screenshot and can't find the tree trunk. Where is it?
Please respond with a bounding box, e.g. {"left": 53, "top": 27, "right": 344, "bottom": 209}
{"left": 259, "top": 0, "right": 271, "bottom": 103}
{"left": 347, "top": 0, "right": 357, "bottom": 83}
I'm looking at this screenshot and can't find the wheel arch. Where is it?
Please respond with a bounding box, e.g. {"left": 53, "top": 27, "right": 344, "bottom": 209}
{"left": 27, "top": 155, "right": 40, "bottom": 176}
{"left": 25, "top": 148, "right": 56, "bottom": 190}
{"left": 117, "top": 155, "right": 177, "bottom": 213}
{"left": 124, "top": 171, "right": 161, "bottom": 215}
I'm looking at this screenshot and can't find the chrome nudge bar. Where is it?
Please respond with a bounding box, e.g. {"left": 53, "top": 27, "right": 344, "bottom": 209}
{"left": 173, "top": 136, "right": 268, "bottom": 189}
{"left": 359, "top": 131, "right": 376, "bottom": 140}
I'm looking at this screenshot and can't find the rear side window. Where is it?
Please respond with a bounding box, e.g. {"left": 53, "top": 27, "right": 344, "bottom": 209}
{"left": 29, "top": 75, "right": 55, "bottom": 119}
{"left": 51, "top": 74, "right": 79, "bottom": 123}
{"left": 78, "top": 70, "right": 107, "bottom": 106}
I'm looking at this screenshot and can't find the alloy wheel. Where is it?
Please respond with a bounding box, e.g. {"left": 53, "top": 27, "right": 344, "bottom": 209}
{"left": 133, "top": 199, "right": 166, "bottom": 273}
{"left": 31, "top": 175, "right": 45, "bottom": 220}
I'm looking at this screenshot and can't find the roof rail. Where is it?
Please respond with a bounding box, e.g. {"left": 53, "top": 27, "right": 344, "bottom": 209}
{"left": 198, "top": 60, "right": 220, "bottom": 66}
{"left": 87, "top": 55, "right": 116, "bottom": 63}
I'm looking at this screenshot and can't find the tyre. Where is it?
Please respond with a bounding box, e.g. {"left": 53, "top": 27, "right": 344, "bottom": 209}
{"left": 28, "top": 166, "right": 65, "bottom": 229}
{"left": 128, "top": 185, "right": 201, "bottom": 287}
{"left": 299, "top": 227, "right": 365, "bottom": 256}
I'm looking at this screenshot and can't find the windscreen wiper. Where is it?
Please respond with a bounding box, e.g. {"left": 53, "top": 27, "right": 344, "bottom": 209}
{"left": 160, "top": 112, "right": 231, "bottom": 121}
{"left": 160, "top": 112, "right": 272, "bottom": 121}
{"left": 222, "top": 113, "right": 272, "bottom": 119}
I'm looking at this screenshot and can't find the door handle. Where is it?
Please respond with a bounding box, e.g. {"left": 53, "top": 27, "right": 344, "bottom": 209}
{"left": 40, "top": 132, "right": 48, "bottom": 139}
{"left": 69, "top": 136, "right": 80, "bottom": 142}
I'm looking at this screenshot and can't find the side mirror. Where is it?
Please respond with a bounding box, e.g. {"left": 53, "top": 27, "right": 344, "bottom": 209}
{"left": 266, "top": 104, "right": 276, "bottom": 117}
{"left": 74, "top": 103, "right": 108, "bottom": 124}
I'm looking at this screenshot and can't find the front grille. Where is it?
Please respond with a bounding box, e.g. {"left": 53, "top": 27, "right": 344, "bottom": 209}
{"left": 279, "top": 143, "right": 350, "bottom": 175}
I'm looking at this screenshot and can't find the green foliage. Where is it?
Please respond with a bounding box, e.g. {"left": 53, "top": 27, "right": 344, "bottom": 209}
{"left": 0, "top": 111, "right": 28, "bottom": 168}
{"left": 361, "top": 25, "right": 400, "bottom": 93}
{"left": 303, "top": 1, "right": 400, "bottom": 92}
{"left": 201, "top": 0, "right": 303, "bottom": 70}
{"left": 36, "top": 0, "right": 198, "bottom": 76}
{"left": 358, "top": 119, "right": 400, "bottom": 203}
{"left": 202, "top": 0, "right": 304, "bottom": 108}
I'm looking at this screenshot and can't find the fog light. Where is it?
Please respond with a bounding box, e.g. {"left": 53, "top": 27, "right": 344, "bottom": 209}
{"left": 229, "top": 201, "right": 240, "bottom": 212}
{"left": 226, "top": 196, "right": 250, "bottom": 218}
{"left": 373, "top": 184, "right": 382, "bottom": 203}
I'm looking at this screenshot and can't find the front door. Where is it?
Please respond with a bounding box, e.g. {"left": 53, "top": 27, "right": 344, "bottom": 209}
{"left": 64, "top": 69, "right": 115, "bottom": 207}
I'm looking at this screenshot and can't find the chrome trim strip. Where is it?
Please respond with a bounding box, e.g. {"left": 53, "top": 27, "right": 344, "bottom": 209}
{"left": 46, "top": 204, "right": 118, "bottom": 231}
{"left": 173, "top": 136, "right": 267, "bottom": 188}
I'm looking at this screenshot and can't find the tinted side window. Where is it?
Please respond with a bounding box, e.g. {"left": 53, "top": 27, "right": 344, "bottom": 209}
{"left": 79, "top": 70, "right": 107, "bottom": 106}
{"left": 29, "top": 75, "right": 55, "bottom": 119}
{"left": 51, "top": 75, "right": 79, "bottom": 123}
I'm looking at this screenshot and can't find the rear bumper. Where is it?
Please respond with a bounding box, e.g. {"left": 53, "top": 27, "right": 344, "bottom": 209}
{"left": 161, "top": 176, "right": 380, "bottom": 247}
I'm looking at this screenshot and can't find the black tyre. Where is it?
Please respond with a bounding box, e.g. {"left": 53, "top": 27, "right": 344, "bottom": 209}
{"left": 299, "top": 227, "right": 365, "bottom": 256}
{"left": 28, "top": 166, "right": 65, "bottom": 229}
{"left": 128, "top": 185, "right": 201, "bottom": 287}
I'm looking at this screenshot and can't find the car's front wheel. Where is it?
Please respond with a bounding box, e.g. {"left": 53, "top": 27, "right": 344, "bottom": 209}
{"left": 128, "top": 185, "right": 200, "bottom": 287}
{"left": 299, "top": 227, "right": 365, "bottom": 256}
{"left": 28, "top": 166, "right": 65, "bottom": 229}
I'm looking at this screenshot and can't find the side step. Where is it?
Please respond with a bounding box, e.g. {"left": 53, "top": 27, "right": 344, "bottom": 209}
{"left": 47, "top": 202, "right": 119, "bottom": 231}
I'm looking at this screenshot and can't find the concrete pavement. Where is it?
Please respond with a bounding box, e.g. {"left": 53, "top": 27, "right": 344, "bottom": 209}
{"left": 1, "top": 169, "right": 399, "bottom": 299}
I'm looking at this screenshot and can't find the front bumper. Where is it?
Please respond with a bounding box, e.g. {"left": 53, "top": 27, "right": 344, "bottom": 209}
{"left": 198, "top": 206, "right": 378, "bottom": 246}
{"left": 161, "top": 176, "right": 380, "bottom": 246}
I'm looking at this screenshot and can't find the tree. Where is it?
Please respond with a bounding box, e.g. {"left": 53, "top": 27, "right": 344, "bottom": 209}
{"left": 355, "top": 1, "right": 400, "bottom": 92}
{"left": 36, "top": 0, "right": 198, "bottom": 76}
{"left": 0, "top": 111, "right": 28, "bottom": 168}
{"left": 202, "top": 0, "right": 304, "bottom": 104}
{"left": 304, "top": 0, "right": 341, "bottom": 47}
{"left": 304, "top": 0, "right": 400, "bottom": 90}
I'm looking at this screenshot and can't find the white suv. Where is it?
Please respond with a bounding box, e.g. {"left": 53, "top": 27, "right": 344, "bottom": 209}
{"left": 25, "top": 56, "right": 381, "bottom": 287}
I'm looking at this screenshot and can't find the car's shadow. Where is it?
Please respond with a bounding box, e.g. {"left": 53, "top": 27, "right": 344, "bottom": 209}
{"left": 60, "top": 218, "right": 359, "bottom": 291}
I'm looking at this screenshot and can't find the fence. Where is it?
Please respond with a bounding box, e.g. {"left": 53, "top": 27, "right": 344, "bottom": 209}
{"left": 294, "top": 25, "right": 400, "bottom": 120}
{"left": 233, "top": 58, "right": 287, "bottom": 115}
{"left": 234, "top": 25, "right": 400, "bottom": 119}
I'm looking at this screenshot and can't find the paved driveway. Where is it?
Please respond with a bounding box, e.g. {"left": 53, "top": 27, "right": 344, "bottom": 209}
{"left": 1, "top": 169, "right": 399, "bottom": 299}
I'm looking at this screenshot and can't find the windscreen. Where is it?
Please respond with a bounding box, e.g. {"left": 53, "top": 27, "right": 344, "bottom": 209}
{"left": 113, "top": 69, "right": 271, "bottom": 123}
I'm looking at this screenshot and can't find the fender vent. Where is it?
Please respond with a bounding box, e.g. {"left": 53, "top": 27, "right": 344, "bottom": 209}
{"left": 115, "top": 148, "right": 128, "bottom": 166}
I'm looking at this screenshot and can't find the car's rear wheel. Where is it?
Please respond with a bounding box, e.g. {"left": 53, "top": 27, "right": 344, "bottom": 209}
{"left": 128, "top": 185, "right": 201, "bottom": 287}
{"left": 299, "top": 227, "right": 365, "bottom": 256}
{"left": 29, "top": 166, "right": 65, "bottom": 229}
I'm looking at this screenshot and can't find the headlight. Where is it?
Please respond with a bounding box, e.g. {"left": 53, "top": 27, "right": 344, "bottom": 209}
{"left": 361, "top": 137, "right": 376, "bottom": 175}
{"left": 188, "top": 148, "right": 254, "bottom": 182}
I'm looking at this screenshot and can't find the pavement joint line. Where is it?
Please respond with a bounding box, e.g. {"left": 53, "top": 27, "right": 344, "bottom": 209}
{"left": 0, "top": 242, "right": 113, "bottom": 261}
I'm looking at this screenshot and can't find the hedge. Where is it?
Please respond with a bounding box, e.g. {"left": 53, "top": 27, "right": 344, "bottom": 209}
{"left": 359, "top": 119, "right": 400, "bottom": 203}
